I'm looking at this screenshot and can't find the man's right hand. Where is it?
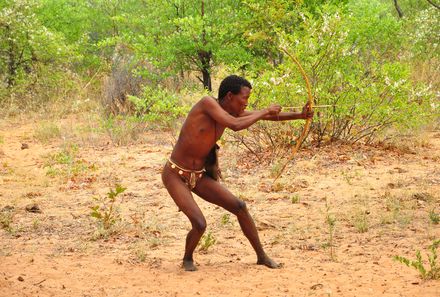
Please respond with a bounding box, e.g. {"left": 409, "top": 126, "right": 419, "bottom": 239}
{"left": 267, "top": 104, "right": 281, "bottom": 115}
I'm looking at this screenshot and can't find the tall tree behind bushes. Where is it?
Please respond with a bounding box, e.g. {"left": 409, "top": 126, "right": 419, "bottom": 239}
{"left": 111, "top": 0, "right": 252, "bottom": 91}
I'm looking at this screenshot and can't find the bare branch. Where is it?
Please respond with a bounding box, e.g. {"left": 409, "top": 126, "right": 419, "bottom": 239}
{"left": 426, "top": 0, "right": 440, "bottom": 9}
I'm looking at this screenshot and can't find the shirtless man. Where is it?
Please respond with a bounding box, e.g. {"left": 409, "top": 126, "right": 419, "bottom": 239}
{"left": 162, "top": 75, "right": 313, "bottom": 271}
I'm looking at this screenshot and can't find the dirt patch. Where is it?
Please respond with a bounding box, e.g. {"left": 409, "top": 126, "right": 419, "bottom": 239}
{"left": 1, "top": 118, "right": 439, "bottom": 296}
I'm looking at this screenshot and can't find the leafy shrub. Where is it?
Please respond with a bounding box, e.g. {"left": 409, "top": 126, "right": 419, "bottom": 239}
{"left": 233, "top": 2, "right": 436, "bottom": 159}
{"left": 34, "top": 121, "right": 61, "bottom": 143}
{"left": 0, "top": 207, "right": 14, "bottom": 232}
{"left": 128, "top": 85, "right": 189, "bottom": 126}
{"left": 44, "top": 143, "right": 96, "bottom": 179}
{"left": 429, "top": 209, "right": 440, "bottom": 225}
{"left": 0, "top": 0, "right": 79, "bottom": 112}
{"left": 90, "top": 184, "right": 126, "bottom": 232}
{"left": 198, "top": 231, "right": 216, "bottom": 252}
{"left": 394, "top": 239, "right": 440, "bottom": 280}
{"left": 100, "top": 115, "right": 147, "bottom": 145}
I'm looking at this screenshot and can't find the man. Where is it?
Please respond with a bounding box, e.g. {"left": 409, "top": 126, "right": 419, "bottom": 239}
{"left": 162, "top": 75, "right": 313, "bottom": 271}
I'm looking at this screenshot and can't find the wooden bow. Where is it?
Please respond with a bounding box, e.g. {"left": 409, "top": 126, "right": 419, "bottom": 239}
{"left": 273, "top": 46, "right": 314, "bottom": 182}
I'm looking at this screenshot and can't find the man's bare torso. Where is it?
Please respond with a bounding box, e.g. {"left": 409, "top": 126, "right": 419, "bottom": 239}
{"left": 170, "top": 97, "right": 226, "bottom": 170}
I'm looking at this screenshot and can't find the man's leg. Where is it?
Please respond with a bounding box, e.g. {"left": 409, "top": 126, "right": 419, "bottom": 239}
{"left": 193, "top": 176, "right": 280, "bottom": 268}
{"left": 162, "top": 166, "right": 207, "bottom": 271}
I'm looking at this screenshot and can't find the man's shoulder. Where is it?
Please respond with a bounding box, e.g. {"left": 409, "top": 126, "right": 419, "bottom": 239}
{"left": 200, "top": 96, "right": 217, "bottom": 103}
{"left": 197, "top": 96, "right": 219, "bottom": 109}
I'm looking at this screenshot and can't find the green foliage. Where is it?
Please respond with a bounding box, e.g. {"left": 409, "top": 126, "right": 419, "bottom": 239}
{"left": 353, "top": 210, "right": 369, "bottom": 233}
{"left": 235, "top": 0, "right": 437, "bottom": 157}
{"left": 291, "top": 194, "right": 300, "bottom": 204}
{"left": 100, "top": 115, "right": 146, "bottom": 145}
{"left": 0, "top": 0, "right": 437, "bottom": 147}
{"left": 0, "top": 208, "right": 14, "bottom": 232}
{"left": 198, "top": 231, "right": 216, "bottom": 252}
{"left": 90, "top": 184, "right": 126, "bottom": 232}
{"left": 128, "top": 85, "right": 188, "bottom": 124}
{"left": 44, "top": 143, "right": 96, "bottom": 179}
{"left": 324, "top": 198, "right": 337, "bottom": 260}
{"left": 241, "top": 0, "right": 302, "bottom": 68}
{"left": 220, "top": 214, "right": 231, "bottom": 226}
{"left": 393, "top": 239, "right": 440, "bottom": 280}
{"left": 34, "top": 121, "right": 61, "bottom": 143}
{"left": 0, "top": 0, "right": 70, "bottom": 82}
{"left": 0, "top": 0, "right": 78, "bottom": 110}
{"left": 429, "top": 209, "right": 440, "bottom": 225}
{"left": 407, "top": 6, "right": 439, "bottom": 60}
{"left": 92, "top": 0, "right": 254, "bottom": 90}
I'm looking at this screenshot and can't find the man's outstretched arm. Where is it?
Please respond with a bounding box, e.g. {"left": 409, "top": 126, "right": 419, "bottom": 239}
{"left": 242, "top": 103, "right": 313, "bottom": 121}
{"left": 202, "top": 97, "right": 280, "bottom": 131}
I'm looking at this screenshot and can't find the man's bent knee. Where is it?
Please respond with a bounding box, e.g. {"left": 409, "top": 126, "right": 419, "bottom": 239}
{"left": 232, "top": 200, "right": 247, "bottom": 215}
{"left": 192, "top": 218, "right": 207, "bottom": 233}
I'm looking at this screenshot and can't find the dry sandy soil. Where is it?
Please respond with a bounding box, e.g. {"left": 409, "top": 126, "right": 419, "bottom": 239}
{"left": 0, "top": 115, "right": 439, "bottom": 297}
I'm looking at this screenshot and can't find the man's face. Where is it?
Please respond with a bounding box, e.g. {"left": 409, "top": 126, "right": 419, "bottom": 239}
{"left": 229, "top": 86, "right": 251, "bottom": 116}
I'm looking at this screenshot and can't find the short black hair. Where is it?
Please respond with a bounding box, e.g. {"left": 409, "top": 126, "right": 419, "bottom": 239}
{"left": 218, "top": 75, "right": 252, "bottom": 102}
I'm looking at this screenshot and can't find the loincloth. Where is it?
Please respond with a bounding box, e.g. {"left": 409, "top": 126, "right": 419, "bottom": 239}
{"left": 167, "top": 159, "right": 205, "bottom": 190}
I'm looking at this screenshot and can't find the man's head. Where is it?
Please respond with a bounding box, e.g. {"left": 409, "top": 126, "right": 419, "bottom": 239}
{"left": 218, "top": 75, "right": 252, "bottom": 102}
{"left": 217, "top": 75, "right": 252, "bottom": 116}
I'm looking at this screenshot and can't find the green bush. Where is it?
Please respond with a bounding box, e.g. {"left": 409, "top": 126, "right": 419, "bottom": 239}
{"left": 233, "top": 1, "right": 436, "bottom": 158}
{"left": 128, "top": 85, "right": 189, "bottom": 125}
{"left": 394, "top": 239, "right": 440, "bottom": 280}
{"left": 0, "top": 0, "right": 79, "bottom": 112}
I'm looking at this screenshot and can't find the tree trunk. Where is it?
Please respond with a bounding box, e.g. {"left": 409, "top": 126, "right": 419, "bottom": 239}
{"left": 6, "top": 26, "right": 16, "bottom": 87}
{"left": 393, "top": 0, "right": 404, "bottom": 18}
{"left": 198, "top": 50, "right": 212, "bottom": 91}
{"left": 198, "top": 0, "right": 212, "bottom": 91}
{"left": 426, "top": 0, "right": 440, "bottom": 10}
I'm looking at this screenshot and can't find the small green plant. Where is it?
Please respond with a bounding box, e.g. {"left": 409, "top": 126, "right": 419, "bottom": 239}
{"left": 324, "top": 198, "right": 337, "bottom": 261}
{"left": 291, "top": 194, "right": 300, "bottom": 204}
{"left": 198, "top": 231, "right": 216, "bottom": 252}
{"left": 0, "top": 209, "right": 14, "bottom": 232}
{"left": 353, "top": 210, "right": 369, "bottom": 233}
{"left": 393, "top": 239, "right": 440, "bottom": 280}
{"left": 382, "top": 192, "right": 413, "bottom": 226}
{"left": 0, "top": 134, "right": 4, "bottom": 144}
{"left": 271, "top": 181, "right": 284, "bottom": 192}
{"left": 131, "top": 244, "right": 148, "bottom": 263}
{"left": 429, "top": 209, "right": 440, "bottom": 225}
{"left": 34, "top": 121, "right": 61, "bottom": 143}
{"left": 100, "top": 115, "right": 147, "bottom": 145}
{"left": 32, "top": 218, "right": 40, "bottom": 231}
{"left": 341, "top": 170, "right": 361, "bottom": 185}
{"left": 0, "top": 162, "right": 14, "bottom": 175}
{"left": 90, "top": 184, "right": 126, "bottom": 232}
{"left": 270, "top": 162, "right": 283, "bottom": 178}
{"left": 44, "top": 143, "right": 96, "bottom": 180}
{"left": 220, "top": 214, "right": 231, "bottom": 226}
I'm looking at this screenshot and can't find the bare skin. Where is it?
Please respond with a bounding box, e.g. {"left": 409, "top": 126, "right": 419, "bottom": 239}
{"left": 161, "top": 86, "right": 313, "bottom": 271}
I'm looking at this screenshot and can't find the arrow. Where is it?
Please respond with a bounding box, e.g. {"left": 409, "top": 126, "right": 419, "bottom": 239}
{"left": 283, "top": 104, "right": 335, "bottom": 109}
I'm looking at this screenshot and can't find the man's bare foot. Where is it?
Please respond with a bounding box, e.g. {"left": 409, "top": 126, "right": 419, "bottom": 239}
{"left": 183, "top": 259, "right": 197, "bottom": 271}
{"left": 257, "top": 256, "right": 282, "bottom": 269}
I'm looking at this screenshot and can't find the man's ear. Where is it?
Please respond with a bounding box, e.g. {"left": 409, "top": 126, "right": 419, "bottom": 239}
{"left": 225, "top": 91, "right": 233, "bottom": 101}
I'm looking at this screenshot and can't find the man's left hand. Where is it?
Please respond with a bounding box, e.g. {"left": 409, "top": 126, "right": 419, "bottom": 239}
{"left": 301, "top": 103, "right": 314, "bottom": 119}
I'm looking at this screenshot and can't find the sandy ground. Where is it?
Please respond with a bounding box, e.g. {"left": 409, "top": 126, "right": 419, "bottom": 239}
{"left": 0, "top": 116, "right": 439, "bottom": 297}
